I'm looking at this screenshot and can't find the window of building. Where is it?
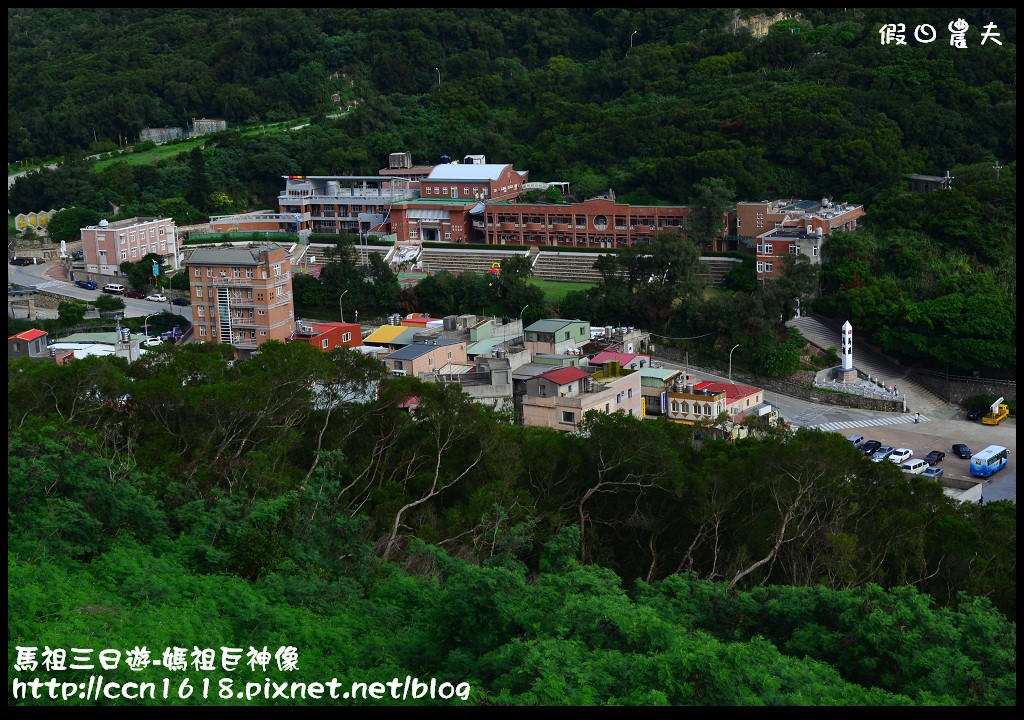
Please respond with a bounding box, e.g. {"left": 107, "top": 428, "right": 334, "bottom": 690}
{"left": 746, "top": 398, "right": 750, "bottom": 407}
{"left": 246, "top": 268, "right": 253, "bottom": 278}
{"left": 564, "top": 331, "right": 570, "bottom": 340}
{"left": 628, "top": 388, "right": 633, "bottom": 399}
{"left": 463, "top": 187, "right": 470, "bottom": 195}
{"left": 258, "top": 309, "right": 265, "bottom": 315}
{"left": 394, "top": 361, "right": 404, "bottom": 371}
{"left": 121, "top": 251, "right": 127, "bottom": 260}
{"left": 736, "top": 219, "right": 741, "bottom": 227}
{"left": 197, "top": 306, "right": 205, "bottom": 318}
{"left": 322, "top": 339, "right": 329, "bottom": 349}
{"left": 274, "top": 265, "right": 281, "bottom": 277}
{"left": 428, "top": 358, "right": 433, "bottom": 366}
{"left": 756, "top": 243, "right": 763, "bottom": 254}
{"left": 790, "top": 244, "right": 799, "bottom": 254}
{"left": 261, "top": 331, "right": 267, "bottom": 336}
{"left": 250, "top": 330, "right": 256, "bottom": 339}
{"left": 606, "top": 403, "right": 612, "bottom": 413}
{"left": 764, "top": 244, "right": 773, "bottom": 254}
{"left": 232, "top": 267, "right": 240, "bottom": 278}
{"left": 409, "top": 231, "right": 418, "bottom": 239}
{"left": 561, "top": 411, "right": 575, "bottom": 424}
{"left": 451, "top": 186, "right": 457, "bottom": 197}
{"left": 207, "top": 267, "right": 214, "bottom": 277}
{"left": 442, "top": 186, "right": 449, "bottom": 195}
{"left": 447, "top": 351, "right": 452, "bottom": 359}
{"left": 539, "top": 384, "right": 546, "bottom": 397}
{"left": 130, "top": 248, "right": 138, "bottom": 257}
{"left": 194, "top": 267, "right": 201, "bottom": 277}
{"left": 445, "top": 232, "right": 451, "bottom": 240}
{"left": 757, "top": 262, "right": 764, "bottom": 273}
{"left": 692, "top": 403, "right": 700, "bottom": 415}
{"left": 764, "top": 262, "right": 773, "bottom": 273}
{"left": 681, "top": 401, "right": 689, "bottom": 413}
{"left": 671, "top": 400, "right": 679, "bottom": 412}
{"left": 812, "top": 246, "right": 819, "bottom": 257}
{"left": 199, "top": 326, "right": 206, "bottom": 337}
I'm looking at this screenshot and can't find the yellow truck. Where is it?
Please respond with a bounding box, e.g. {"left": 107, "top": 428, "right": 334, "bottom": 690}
{"left": 982, "top": 397, "right": 1009, "bottom": 425}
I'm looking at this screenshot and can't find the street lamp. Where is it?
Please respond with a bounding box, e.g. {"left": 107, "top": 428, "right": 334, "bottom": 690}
{"left": 728, "top": 343, "right": 740, "bottom": 385}
{"left": 630, "top": 30, "right": 638, "bottom": 49}
{"left": 143, "top": 312, "right": 159, "bottom": 339}
{"left": 519, "top": 304, "right": 530, "bottom": 344}
{"left": 339, "top": 289, "right": 349, "bottom": 323}
{"left": 435, "top": 67, "right": 441, "bottom": 86}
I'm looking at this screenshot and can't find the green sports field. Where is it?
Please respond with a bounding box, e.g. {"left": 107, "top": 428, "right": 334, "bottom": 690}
{"left": 527, "top": 278, "right": 595, "bottom": 302}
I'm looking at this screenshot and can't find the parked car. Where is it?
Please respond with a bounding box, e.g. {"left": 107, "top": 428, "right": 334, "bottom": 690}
{"left": 888, "top": 448, "right": 914, "bottom": 464}
{"left": 847, "top": 434, "right": 865, "bottom": 447}
{"left": 922, "top": 467, "right": 944, "bottom": 479}
{"left": 871, "top": 446, "right": 895, "bottom": 462}
{"left": 102, "top": 283, "right": 126, "bottom": 295}
{"left": 146, "top": 293, "right": 168, "bottom": 302}
{"left": 71, "top": 250, "right": 84, "bottom": 260}
{"left": 900, "top": 459, "right": 929, "bottom": 475}
{"left": 952, "top": 444, "right": 973, "bottom": 459}
{"left": 861, "top": 440, "right": 882, "bottom": 456}
{"left": 965, "top": 409, "right": 983, "bottom": 421}
{"left": 923, "top": 450, "right": 946, "bottom": 465}
{"left": 123, "top": 289, "right": 145, "bottom": 298}
{"left": 141, "top": 337, "right": 164, "bottom": 348}
{"left": 171, "top": 296, "right": 191, "bottom": 306}
{"left": 10, "top": 257, "right": 34, "bottom": 266}
{"left": 74, "top": 279, "right": 98, "bottom": 290}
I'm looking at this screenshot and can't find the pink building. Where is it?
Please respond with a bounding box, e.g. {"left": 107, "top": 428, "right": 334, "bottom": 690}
{"left": 520, "top": 366, "right": 643, "bottom": 432}
{"left": 81, "top": 217, "right": 177, "bottom": 276}
{"left": 383, "top": 339, "right": 467, "bottom": 377}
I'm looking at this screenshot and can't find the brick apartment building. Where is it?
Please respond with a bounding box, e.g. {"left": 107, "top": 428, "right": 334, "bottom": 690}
{"left": 734, "top": 199, "right": 864, "bottom": 237}
{"left": 750, "top": 227, "right": 824, "bottom": 281}
{"left": 289, "top": 321, "right": 362, "bottom": 351}
{"left": 186, "top": 245, "right": 295, "bottom": 351}
{"left": 81, "top": 217, "right": 178, "bottom": 277}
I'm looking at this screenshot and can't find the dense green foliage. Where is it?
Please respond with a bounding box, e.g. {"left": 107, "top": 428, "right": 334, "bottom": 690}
{"left": 6, "top": 343, "right": 1016, "bottom": 704}
{"left": 816, "top": 164, "right": 1016, "bottom": 371}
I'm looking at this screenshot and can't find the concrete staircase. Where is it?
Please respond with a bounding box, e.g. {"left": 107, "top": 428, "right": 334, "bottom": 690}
{"left": 787, "top": 315, "right": 954, "bottom": 418}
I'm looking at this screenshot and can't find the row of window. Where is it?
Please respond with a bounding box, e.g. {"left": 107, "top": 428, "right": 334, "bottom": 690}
{"left": 670, "top": 400, "right": 718, "bottom": 415}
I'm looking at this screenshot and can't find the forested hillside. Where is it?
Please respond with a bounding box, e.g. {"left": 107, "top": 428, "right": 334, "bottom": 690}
{"left": 7, "top": 343, "right": 1017, "bottom": 704}
{"left": 9, "top": 8, "right": 1015, "bottom": 205}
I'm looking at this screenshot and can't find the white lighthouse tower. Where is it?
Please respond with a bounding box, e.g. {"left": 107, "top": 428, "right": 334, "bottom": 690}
{"left": 841, "top": 320, "right": 853, "bottom": 371}
{"left": 835, "top": 320, "right": 858, "bottom": 383}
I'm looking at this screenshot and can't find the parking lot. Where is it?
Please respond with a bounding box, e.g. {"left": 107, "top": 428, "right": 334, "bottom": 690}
{"left": 844, "top": 416, "right": 1016, "bottom": 501}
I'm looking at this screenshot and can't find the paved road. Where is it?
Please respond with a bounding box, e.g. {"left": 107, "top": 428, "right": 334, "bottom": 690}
{"left": 8, "top": 261, "right": 190, "bottom": 321}
{"left": 655, "top": 356, "right": 1015, "bottom": 502}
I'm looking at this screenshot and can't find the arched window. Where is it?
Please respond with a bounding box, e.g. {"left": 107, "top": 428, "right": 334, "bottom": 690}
{"left": 704, "top": 403, "right": 712, "bottom": 416}
{"left": 671, "top": 401, "right": 679, "bottom": 412}
{"left": 681, "top": 401, "right": 689, "bottom": 413}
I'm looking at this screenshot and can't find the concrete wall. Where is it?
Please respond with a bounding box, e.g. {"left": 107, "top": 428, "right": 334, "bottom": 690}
{"left": 911, "top": 371, "right": 1015, "bottom": 405}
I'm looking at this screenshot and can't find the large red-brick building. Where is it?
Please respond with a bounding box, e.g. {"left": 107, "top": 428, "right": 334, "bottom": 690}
{"left": 482, "top": 196, "right": 691, "bottom": 249}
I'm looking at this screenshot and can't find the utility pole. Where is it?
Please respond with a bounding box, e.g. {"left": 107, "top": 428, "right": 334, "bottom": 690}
{"left": 339, "top": 289, "right": 348, "bottom": 323}
{"left": 435, "top": 67, "right": 441, "bottom": 86}
{"left": 993, "top": 160, "right": 1003, "bottom": 181}
{"left": 630, "top": 30, "right": 638, "bottom": 50}
{"left": 728, "top": 344, "right": 740, "bottom": 385}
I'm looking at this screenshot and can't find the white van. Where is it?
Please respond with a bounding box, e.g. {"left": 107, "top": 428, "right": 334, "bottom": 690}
{"left": 102, "top": 283, "right": 126, "bottom": 295}
{"left": 900, "top": 459, "right": 929, "bottom": 475}
{"left": 847, "top": 434, "right": 864, "bottom": 447}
